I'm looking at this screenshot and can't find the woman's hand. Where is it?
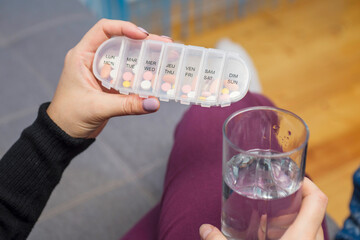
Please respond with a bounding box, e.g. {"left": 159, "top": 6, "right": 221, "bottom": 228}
{"left": 47, "top": 19, "right": 172, "bottom": 138}
{"left": 199, "top": 178, "right": 328, "bottom": 240}
{"left": 200, "top": 224, "right": 227, "bottom": 240}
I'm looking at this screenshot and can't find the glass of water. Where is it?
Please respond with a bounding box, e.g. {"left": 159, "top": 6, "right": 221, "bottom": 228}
{"left": 221, "top": 106, "right": 309, "bottom": 240}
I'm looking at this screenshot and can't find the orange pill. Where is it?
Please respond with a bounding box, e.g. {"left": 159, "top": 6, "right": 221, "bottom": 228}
{"left": 100, "top": 64, "right": 112, "bottom": 78}
{"left": 163, "top": 74, "right": 175, "bottom": 84}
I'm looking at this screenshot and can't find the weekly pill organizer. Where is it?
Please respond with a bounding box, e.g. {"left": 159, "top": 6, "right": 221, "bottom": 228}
{"left": 93, "top": 36, "right": 250, "bottom": 107}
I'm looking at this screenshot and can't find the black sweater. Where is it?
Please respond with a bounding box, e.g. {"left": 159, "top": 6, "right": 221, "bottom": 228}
{"left": 0, "top": 103, "right": 95, "bottom": 240}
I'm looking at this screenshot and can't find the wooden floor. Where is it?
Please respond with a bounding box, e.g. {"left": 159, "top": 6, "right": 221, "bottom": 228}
{"left": 179, "top": 0, "right": 360, "bottom": 226}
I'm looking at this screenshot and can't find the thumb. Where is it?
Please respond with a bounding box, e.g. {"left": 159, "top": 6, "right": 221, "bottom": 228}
{"left": 99, "top": 93, "right": 160, "bottom": 118}
{"left": 200, "top": 224, "right": 227, "bottom": 240}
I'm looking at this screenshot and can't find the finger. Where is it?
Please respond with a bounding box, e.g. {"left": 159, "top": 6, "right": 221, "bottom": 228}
{"left": 199, "top": 224, "right": 227, "bottom": 240}
{"left": 316, "top": 226, "right": 324, "bottom": 240}
{"left": 98, "top": 93, "right": 160, "bottom": 118}
{"left": 77, "top": 19, "right": 149, "bottom": 53}
{"left": 268, "top": 213, "right": 297, "bottom": 228}
{"left": 266, "top": 213, "right": 297, "bottom": 240}
{"left": 281, "top": 178, "right": 328, "bottom": 240}
{"left": 257, "top": 215, "right": 266, "bottom": 240}
{"left": 147, "top": 34, "right": 173, "bottom": 43}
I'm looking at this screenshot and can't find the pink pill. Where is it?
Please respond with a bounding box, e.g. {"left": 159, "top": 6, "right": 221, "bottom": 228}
{"left": 161, "top": 82, "right": 172, "bottom": 92}
{"left": 100, "top": 64, "right": 112, "bottom": 78}
{"left": 143, "top": 71, "right": 153, "bottom": 81}
{"left": 122, "top": 72, "right": 133, "bottom": 81}
{"left": 181, "top": 95, "right": 187, "bottom": 98}
{"left": 181, "top": 84, "right": 192, "bottom": 93}
{"left": 202, "top": 91, "right": 211, "bottom": 97}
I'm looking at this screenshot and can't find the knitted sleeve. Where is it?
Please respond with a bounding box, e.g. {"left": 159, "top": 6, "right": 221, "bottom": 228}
{"left": 0, "top": 102, "right": 95, "bottom": 240}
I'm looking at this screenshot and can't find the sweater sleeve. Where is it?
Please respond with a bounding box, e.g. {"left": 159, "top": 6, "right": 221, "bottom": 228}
{"left": 0, "top": 102, "right": 95, "bottom": 240}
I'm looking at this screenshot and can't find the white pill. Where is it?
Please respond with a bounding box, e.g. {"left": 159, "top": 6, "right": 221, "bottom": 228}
{"left": 167, "top": 89, "right": 175, "bottom": 96}
{"left": 140, "top": 80, "right": 151, "bottom": 90}
{"left": 230, "top": 91, "right": 241, "bottom": 100}
{"left": 110, "top": 70, "right": 116, "bottom": 79}
{"left": 206, "top": 95, "right": 216, "bottom": 101}
{"left": 187, "top": 91, "right": 196, "bottom": 98}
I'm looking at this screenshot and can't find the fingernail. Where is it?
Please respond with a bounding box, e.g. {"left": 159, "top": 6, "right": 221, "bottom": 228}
{"left": 137, "top": 27, "right": 149, "bottom": 35}
{"left": 142, "top": 98, "right": 159, "bottom": 112}
{"left": 161, "top": 35, "right": 173, "bottom": 41}
{"left": 200, "top": 224, "right": 213, "bottom": 239}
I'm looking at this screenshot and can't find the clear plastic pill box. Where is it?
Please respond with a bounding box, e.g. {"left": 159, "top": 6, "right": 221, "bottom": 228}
{"left": 93, "top": 36, "right": 250, "bottom": 107}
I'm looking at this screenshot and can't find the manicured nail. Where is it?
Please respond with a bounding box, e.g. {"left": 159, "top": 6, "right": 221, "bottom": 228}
{"left": 199, "top": 224, "right": 213, "bottom": 239}
{"left": 142, "top": 98, "right": 159, "bottom": 112}
{"left": 137, "top": 27, "right": 149, "bottom": 35}
{"left": 161, "top": 35, "right": 173, "bottom": 41}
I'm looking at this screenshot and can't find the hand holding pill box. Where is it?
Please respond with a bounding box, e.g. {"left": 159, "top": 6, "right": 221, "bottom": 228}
{"left": 93, "top": 37, "right": 250, "bottom": 107}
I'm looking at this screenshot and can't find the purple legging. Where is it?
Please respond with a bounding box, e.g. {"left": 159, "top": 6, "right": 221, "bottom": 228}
{"left": 121, "top": 92, "right": 329, "bottom": 240}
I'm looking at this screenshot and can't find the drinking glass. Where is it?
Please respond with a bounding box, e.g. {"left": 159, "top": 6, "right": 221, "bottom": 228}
{"left": 221, "top": 106, "right": 309, "bottom": 240}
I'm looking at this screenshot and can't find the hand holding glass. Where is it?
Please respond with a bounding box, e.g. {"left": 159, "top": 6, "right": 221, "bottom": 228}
{"left": 221, "top": 106, "right": 309, "bottom": 240}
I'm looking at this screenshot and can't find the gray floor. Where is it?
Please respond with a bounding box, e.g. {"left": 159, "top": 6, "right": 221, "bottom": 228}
{"left": 0, "top": 0, "right": 188, "bottom": 239}
{"left": 0, "top": 0, "right": 339, "bottom": 239}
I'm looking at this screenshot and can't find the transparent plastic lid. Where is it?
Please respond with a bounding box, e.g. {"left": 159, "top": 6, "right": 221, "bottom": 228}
{"left": 93, "top": 36, "right": 250, "bottom": 107}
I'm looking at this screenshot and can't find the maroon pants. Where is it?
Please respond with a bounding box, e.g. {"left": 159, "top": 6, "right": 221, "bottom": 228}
{"left": 121, "top": 92, "right": 329, "bottom": 240}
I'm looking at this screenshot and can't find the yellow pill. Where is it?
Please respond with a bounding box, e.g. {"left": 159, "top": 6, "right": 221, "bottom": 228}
{"left": 123, "top": 81, "right": 131, "bottom": 88}
{"left": 199, "top": 96, "right": 206, "bottom": 100}
{"left": 221, "top": 88, "right": 229, "bottom": 94}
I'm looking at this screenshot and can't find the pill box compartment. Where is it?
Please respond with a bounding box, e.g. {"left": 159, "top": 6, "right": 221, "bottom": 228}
{"left": 218, "top": 53, "right": 250, "bottom": 107}
{"left": 154, "top": 43, "right": 185, "bottom": 102}
{"left": 195, "top": 49, "right": 226, "bottom": 107}
{"left": 134, "top": 40, "right": 165, "bottom": 98}
{"left": 115, "top": 38, "right": 144, "bottom": 94}
{"left": 93, "top": 37, "right": 123, "bottom": 89}
{"left": 175, "top": 46, "right": 205, "bottom": 105}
